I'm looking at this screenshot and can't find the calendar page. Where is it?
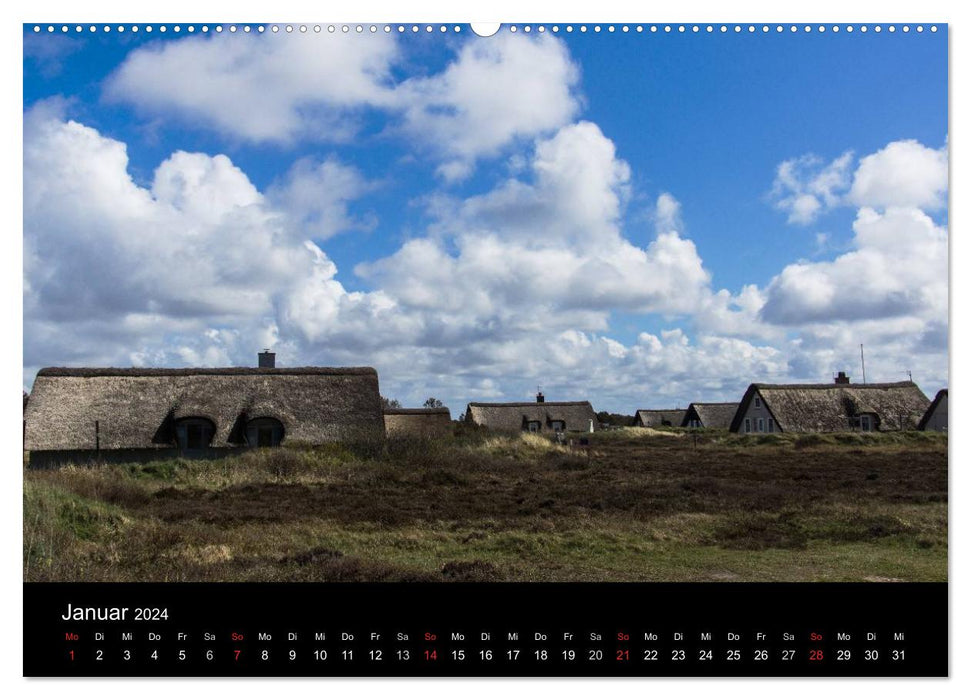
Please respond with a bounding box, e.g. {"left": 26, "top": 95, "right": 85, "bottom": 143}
{"left": 22, "top": 18, "right": 948, "bottom": 678}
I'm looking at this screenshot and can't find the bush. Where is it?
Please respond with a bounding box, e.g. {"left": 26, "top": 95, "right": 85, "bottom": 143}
{"left": 440, "top": 560, "right": 501, "bottom": 581}
{"left": 794, "top": 434, "right": 832, "bottom": 449}
{"left": 710, "top": 511, "right": 808, "bottom": 551}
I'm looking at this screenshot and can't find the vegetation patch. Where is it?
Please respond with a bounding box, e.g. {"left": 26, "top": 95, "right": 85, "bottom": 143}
{"left": 441, "top": 559, "right": 501, "bottom": 581}
{"left": 280, "top": 546, "right": 345, "bottom": 566}
{"left": 709, "top": 512, "right": 809, "bottom": 551}
{"left": 23, "top": 429, "right": 946, "bottom": 582}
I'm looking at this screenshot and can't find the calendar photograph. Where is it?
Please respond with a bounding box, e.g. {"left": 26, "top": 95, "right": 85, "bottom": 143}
{"left": 23, "top": 21, "right": 947, "bottom": 590}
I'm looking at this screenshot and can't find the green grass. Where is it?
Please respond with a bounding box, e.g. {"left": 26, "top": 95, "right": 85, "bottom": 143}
{"left": 23, "top": 429, "right": 947, "bottom": 582}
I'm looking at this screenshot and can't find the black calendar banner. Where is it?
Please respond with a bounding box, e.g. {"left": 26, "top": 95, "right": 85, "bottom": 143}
{"left": 24, "top": 582, "right": 947, "bottom": 677}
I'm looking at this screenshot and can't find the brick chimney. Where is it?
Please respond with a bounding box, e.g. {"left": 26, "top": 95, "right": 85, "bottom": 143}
{"left": 258, "top": 349, "right": 276, "bottom": 369}
{"left": 835, "top": 371, "right": 850, "bottom": 385}
{"left": 536, "top": 391, "right": 545, "bottom": 403}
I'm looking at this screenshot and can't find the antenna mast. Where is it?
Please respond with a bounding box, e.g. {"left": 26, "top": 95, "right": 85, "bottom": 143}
{"left": 860, "top": 344, "right": 866, "bottom": 385}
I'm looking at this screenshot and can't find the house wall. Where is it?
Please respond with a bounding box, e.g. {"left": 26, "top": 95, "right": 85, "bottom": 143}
{"left": 735, "top": 394, "right": 777, "bottom": 433}
{"left": 384, "top": 413, "right": 452, "bottom": 437}
{"left": 923, "top": 394, "right": 948, "bottom": 431}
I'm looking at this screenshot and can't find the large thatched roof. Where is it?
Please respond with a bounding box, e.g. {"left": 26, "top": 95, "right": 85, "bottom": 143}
{"left": 634, "top": 409, "right": 686, "bottom": 427}
{"left": 24, "top": 367, "right": 383, "bottom": 450}
{"left": 465, "top": 401, "right": 596, "bottom": 432}
{"left": 730, "top": 381, "right": 930, "bottom": 433}
{"left": 682, "top": 402, "right": 739, "bottom": 429}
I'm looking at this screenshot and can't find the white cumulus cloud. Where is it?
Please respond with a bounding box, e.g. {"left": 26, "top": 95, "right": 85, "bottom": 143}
{"left": 23, "top": 106, "right": 362, "bottom": 372}
{"left": 106, "top": 32, "right": 581, "bottom": 180}
{"left": 770, "top": 151, "right": 853, "bottom": 225}
{"left": 22, "top": 106, "right": 948, "bottom": 412}
{"left": 357, "top": 121, "right": 711, "bottom": 324}
{"left": 760, "top": 206, "right": 947, "bottom": 324}
{"left": 395, "top": 32, "right": 580, "bottom": 180}
{"left": 848, "top": 139, "right": 948, "bottom": 210}
{"left": 105, "top": 32, "right": 399, "bottom": 144}
{"left": 267, "top": 156, "right": 376, "bottom": 240}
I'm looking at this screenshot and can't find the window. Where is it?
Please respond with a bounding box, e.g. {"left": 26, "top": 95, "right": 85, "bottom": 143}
{"left": 768, "top": 418, "right": 774, "bottom": 433}
{"left": 175, "top": 418, "right": 215, "bottom": 450}
{"left": 525, "top": 421, "right": 541, "bottom": 433}
{"left": 246, "top": 417, "right": 285, "bottom": 447}
{"left": 689, "top": 419, "right": 701, "bottom": 428}
{"left": 550, "top": 420, "right": 565, "bottom": 432}
{"left": 860, "top": 415, "right": 872, "bottom": 432}
{"left": 754, "top": 397, "right": 761, "bottom": 409}
{"left": 757, "top": 418, "right": 764, "bottom": 432}
{"left": 258, "top": 426, "right": 274, "bottom": 446}
{"left": 744, "top": 418, "right": 751, "bottom": 433}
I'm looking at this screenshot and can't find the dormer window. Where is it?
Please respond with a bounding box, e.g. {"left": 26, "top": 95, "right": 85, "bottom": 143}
{"left": 550, "top": 420, "right": 566, "bottom": 432}
{"left": 175, "top": 417, "right": 215, "bottom": 450}
{"left": 246, "top": 417, "right": 285, "bottom": 447}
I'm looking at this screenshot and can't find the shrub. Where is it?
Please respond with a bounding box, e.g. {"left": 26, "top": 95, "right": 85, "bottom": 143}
{"left": 440, "top": 560, "right": 501, "bottom": 582}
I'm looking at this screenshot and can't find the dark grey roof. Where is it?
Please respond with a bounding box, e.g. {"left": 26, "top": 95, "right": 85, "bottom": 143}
{"left": 383, "top": 407, "right": 451, "bottom": 415}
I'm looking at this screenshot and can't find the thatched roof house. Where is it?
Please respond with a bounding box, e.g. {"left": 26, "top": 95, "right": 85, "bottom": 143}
{"left": 681, "top": 402, "right": 738, "bottom": 429}
{"left": 465, "top": 393, "right": 596, "bottom": 433}
{"left": 24, "top": 364, "right": 383, "bottom": 467}
{"left": 633, "top": 409, "right": 686, "bottom": 428}
{"left": 918, "top": 389, "right": 948, "bottom": 431}
{"left": 384, "top": 407, "right": 452, "bottom": 437}
{"left": 729, "top": 375, "right": 930, "bottom": 433}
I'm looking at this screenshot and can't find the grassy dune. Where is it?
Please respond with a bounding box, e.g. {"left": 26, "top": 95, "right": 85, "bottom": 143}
{"left": 23, "top": 427, "right": 947, "bottom": 582}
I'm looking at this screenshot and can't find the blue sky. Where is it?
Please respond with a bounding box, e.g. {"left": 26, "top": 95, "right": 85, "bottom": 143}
{"left": 22, "top": 23, "right": 948, "bottom": 412}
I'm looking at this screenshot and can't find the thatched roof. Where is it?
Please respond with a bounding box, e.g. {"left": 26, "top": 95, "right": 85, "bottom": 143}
{"left": 383, "top": 407, "right": 452, "bottom": 437}
{"left": 681, "top": 402, "right": 739, "bottom": 429}
{"left": 465, "top": 401, "right": 596, "bottom": 432}
{"left": 36, "top": 367, "right": 375, "bottom": 377}
{"left": 730, "top": 381, "right": 930, "bottom": 433}
{"left": 918, "top": 389, "right": 948, "bottom": 430}
{"left": 24, "top": 367, "right": 383, "bottom": 450}
{"left": 634, "top": 409, "right": 686, "bottom": 427}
